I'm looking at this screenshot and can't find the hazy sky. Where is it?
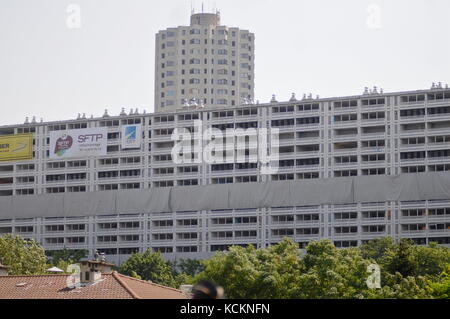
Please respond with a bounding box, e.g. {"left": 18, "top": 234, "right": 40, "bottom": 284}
{"left": 0, "top": 0, "right": 449, "bottom": 125}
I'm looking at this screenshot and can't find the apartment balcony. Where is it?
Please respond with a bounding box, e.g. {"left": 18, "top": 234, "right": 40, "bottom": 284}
{"left": 295, "top": 164, "right": 321, "bottom": 171}
{"left": 278, "top": 138, "right": 295, "bottom": 146}
{"left": 152, "top": 146, "right": 176, "bottom": 153}
{"left": 427, "top": 98, "right": 450, "bottom": 106}
{"left": 295, "top": 151, "right": 320, "bottom": 158}
{"left": 361, "top": 218, "right": 389, "bottom": 224}
{"left": 399, "top": 129, "right": 426, "bottom": 137}
{"left": 270, "top": 207, "right": 296, "bottom": 213}
{"left": 399, "top": 101, "right": 425, "bottom": 108}
{"left": 149, "top": 226, "right": 174, "bottom": 232}
{"left": 151, "top": 135, "right": 174, "bottom": 142}
{"left": 333, "top": 107, "right": 357, "bottom": 114}
{"left": 333, "top": 162, "right": 358, "bottom": 169}
{"left": 175, "top": 225, "right": 201, "bottom": 230}
{"left": 426, "top": 113, "right": 450, "bottom": 121}
{"left": 399, "top": 144, "right": 427, "bottom": 151}
{"left": 333, "top": 134, "right": 359, "bottom": 142}
{"left": 209, "top": 224, "right": 234, "bottom": 230}
{"left": 278, "top": 152, "right": 296, "bottom": 160}
{"left": 427, "top": 156, "right": 450, "bottom": 163}
{"left": 428, "top": 228, "right": 450, "bottom": 234}
{"left": 119, "top": 239, "right": 142, "bottom": 244}
{"left": 150, "top": 239, "right": 174, "bottom": 244}
{"left": 0, "top": 171, "right": 14, "bottom": 177}
{"left": 332, "top": 120, "right": 357, "bottom": 128}
{"left": 43, "top": 242, "right": 66, "bottom": 247}
{"left": 296, "top": 110, "right": 320, "bottom": 117}
{"left": 295, "top": 220, "right": 320, "bottom": 227}
{"left": 15, "top": 181, "right": 36, "bottom": 186}
{"left": 295, "top": 123, "right": 321, "bottom": 130}
{"left": 152, "top": 121, "right": 176, "bottom": 128}
{"left": 107, "top": 139, "right": 120, "bottom": 145}
{"left": 427, "top": 127, "right": 450, "bottom": 134}
{"left": 361, "top": 160, "right": 386, "bottom": 167}
{"left": 361, "top": 232, "right": 388, "bottom": 238}
{"left": 333, "top": 232, "right": 359, "bottom": 237}
{"left": 95, "top": 241, "right": 118, "bottom": 246}
{"left": 400, "top": 229, "right": 426, "bottom": 235}
{"left": 332, "top": 219, "right": 359, "bottom": 225}
{"left": 294, "top": 234, "right": 320, "bottom": 239}
{"left": 270, "top": 234, "right": 295, "bottom": 241}
{"left": 274, "top": 126, "right": 295, "bottom": 133}
{"left": 270, "top": 112, "right": 295, "bottom": 120}
{"left": 360, "top": 147, "right": 385, "bottom": 154}
{"left": 360, "top": 118, "right": 386, "bottom": 126}
{"left": 399, "top": 115, "right": 425, "bottom": 123}
{"left": 428, "top": 142, "right": 450, "bottom": 150}
{"left": 235, "top": 114, "right": 261, "bottom": 121}
{"left": 400, "top": 158, "right": 426, "bottom": 164}
{"left": 175, "top": 238, "right": 201, "bottom": 244}
{"left": 333, "top": 148, "right": 358, "bottom": 154}
{"left": 175, "top": 172, "right": 202, "bottom": 178}
{"left": 360, "top": 104, "right": 385, "bottom": 111}
{"left": 360, "top": 132, "right": 386, "bottom": 139}
{"left": 151, "top": 160, "right": 177, "bottom": 167}
{"left": 333, "top": 203, "right": 358, "bottom": 209}
{"left": 296, "top": 137, "right": 320, "bottom": 145}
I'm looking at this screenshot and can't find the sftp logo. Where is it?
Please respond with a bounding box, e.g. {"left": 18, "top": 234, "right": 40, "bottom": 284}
{"left": 78, "top": 134, "right": 104, "bottom": 143}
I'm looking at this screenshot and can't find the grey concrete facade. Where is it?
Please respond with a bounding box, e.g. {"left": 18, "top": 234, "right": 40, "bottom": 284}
{"left": 0, "top": 86, "right": 450, "bottom": 264}
{"left": 154, "top": 12, "right": 255, "bottom": 112}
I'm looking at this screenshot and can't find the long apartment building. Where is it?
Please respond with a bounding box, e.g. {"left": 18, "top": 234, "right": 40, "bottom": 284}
{"left": 0, "top": 85, "right": 450, "bottom": 263}
{"left": 154, "top": 12, "right": 255, "bottom": 112}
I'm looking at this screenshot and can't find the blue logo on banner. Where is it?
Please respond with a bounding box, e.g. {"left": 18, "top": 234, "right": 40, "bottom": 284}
{"left": 125, "top": 126, "right": 137, "bottom": 142}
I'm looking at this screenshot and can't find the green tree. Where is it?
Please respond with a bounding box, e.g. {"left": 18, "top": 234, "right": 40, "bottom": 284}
{"left": 295, "top": 240, "right": 372, "bottom": 299}
{"left": 0, "top": 234, "right": 47, "bottom": 275}
{"left": 175, "top": 258, "right": 205, "bottom": 277}
{"left": 360, "top": 237, "right": 395, "bottom": 261}
{"left": 194, "top": 237, "right": 445, "bottom": 299}
{"left": 47, "top": 248, "right": 88, "bottom": 266}
{"left": 196, "top": 238, "right": 304, "bottom": 298}
{"left": 118, "top": 249, "right": 176, "bottom": 287}
{"left": 381, "top": 238, "right": 417, "bottom": 277}
{"left": 429, "top": 265, "right": 450, "bottom": 299}
{"left": 414, "top": 243, "right": 450, "bottom": 278}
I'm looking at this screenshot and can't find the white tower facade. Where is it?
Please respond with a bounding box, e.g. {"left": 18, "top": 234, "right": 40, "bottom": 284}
{"left": 154, "top": 12, "right": 255, "bottom": 112}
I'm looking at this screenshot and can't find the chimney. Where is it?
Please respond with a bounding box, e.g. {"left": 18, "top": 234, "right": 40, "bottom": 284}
{"left": 0, "top": 264, "right": 8, "bottom": 276}
{"left": 79, "top": 260, "right": 114, "bottom": 284}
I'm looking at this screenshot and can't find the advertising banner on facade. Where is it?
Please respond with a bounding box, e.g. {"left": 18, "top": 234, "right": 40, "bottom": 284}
{"left": 121, "top": 124, "right": 142, "bottom": 149}
{"left": 0, "top": 134, "right": 33, "bottom": 162}
{"left": 49, "top": 128, "right": 107, "bottom": 159}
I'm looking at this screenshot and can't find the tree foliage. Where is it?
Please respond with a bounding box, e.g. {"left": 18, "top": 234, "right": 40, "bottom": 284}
{"left": 174, "top": 258, "right": 205, "bottom": 277}
{"left": 0, "top": 234, "right": 47, "bottom": 275}
{"left": 118, "top": 249, "right": 178, "bottom": 287}
{"left": 429, "top": 265, "right": 450, "bottom": 299}
{"left": 47, "top": 248, "right": 88, "bottom": 265}
{"left": 194, "top": 237, "right": 449, "bottom": 299}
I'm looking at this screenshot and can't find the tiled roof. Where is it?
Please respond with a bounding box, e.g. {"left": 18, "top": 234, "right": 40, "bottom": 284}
{"left": 0, "top": 272, "right": 187, "bottom": 299}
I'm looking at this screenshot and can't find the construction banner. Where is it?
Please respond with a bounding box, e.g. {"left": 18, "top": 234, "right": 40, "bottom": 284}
{"left": 0, "top": 134, "right": 33, "bottom": 162}
{"left": 49, "top": 128, "right": 107, "bottom": 159}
